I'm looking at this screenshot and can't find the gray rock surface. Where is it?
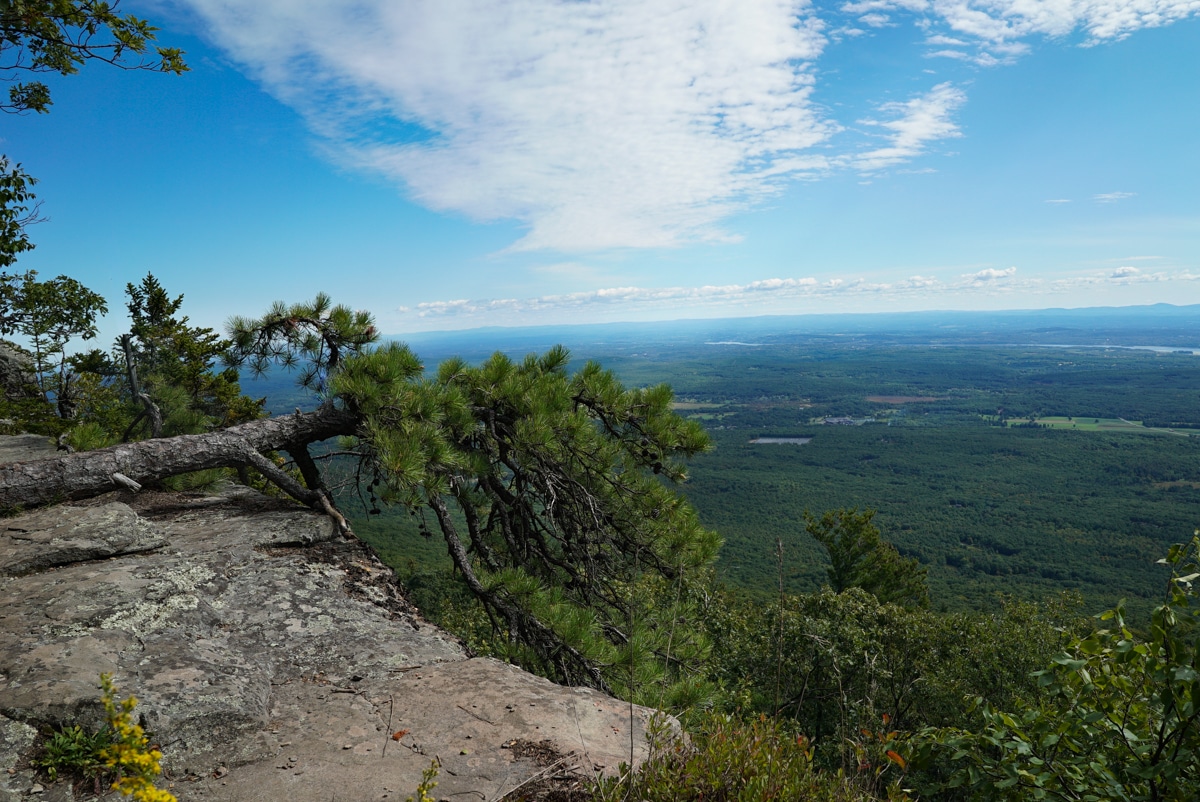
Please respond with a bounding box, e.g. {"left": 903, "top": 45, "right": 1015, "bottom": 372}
{"left": 0, "top": 459, "right": 662, "bottom": 800}
{"left": 0, "top": 434, "right": 53, "bottom": 466}
{"left": 0, "top": 342, "right": 36, "bottom": 402}
{"left": 2, "top": 504, "right": 166, "bottom": 576}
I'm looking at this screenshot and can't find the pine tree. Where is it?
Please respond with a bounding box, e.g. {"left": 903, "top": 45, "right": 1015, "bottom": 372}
{"left": 3, "top": 295, "right": 721, "bottom": 694}
{"left": 805, "top": 508, "right": 929, "bottom": 609}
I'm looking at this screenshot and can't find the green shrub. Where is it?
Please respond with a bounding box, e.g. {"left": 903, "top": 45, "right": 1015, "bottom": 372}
{"left": 914, "top": 535, "right": 1200, "bottom": 801}
{"left": 33, "top": 724, "right": 111, "bottom": 782}
{"left": 587, "top": 712, "right": 910, "bottom": 802}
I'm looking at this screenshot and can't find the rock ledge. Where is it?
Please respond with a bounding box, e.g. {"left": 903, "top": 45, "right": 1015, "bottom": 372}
{"left": 0, "top": 481, "right": 658, "bottom": 801}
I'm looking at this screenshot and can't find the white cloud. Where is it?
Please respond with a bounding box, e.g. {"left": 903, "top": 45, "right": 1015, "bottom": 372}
{"left": 182, "top": 0, "right": 833, "bottom": 252}
{"left": 969, "top": 266, "right": 1017, "bottom": 281}
{"left": 399, "top": 270, "right": 1023, "bottom": 320}
{"left": 405, "top": 273, "right": 932, "bottom": 318}
{"left": 911, "top": 0, "right": 1195, "bottom": 42}
{"left": 851, "top": 83, "right": 966, "bottom": 171}
{"left": 1111, "top": 266, "right": 1140, "bottom": 277}
{"left": 1094, "top": 191, "right": 1137, "bottom": 202}
{"left": 926, "top": 34, "right": 969, "bottom": 45}
{"left": 1044, "top": 198, "right": 1072, "bottom": 204}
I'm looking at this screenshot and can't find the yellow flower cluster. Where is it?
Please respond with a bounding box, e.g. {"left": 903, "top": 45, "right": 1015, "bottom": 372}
{"left": 98, "top": 675, "right": 177, "bottom": 802}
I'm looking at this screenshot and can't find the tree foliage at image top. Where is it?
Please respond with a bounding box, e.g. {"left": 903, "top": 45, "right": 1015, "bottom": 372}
{"left": 0, "top": 0, "right": 187, "bottom": 114}
{"left": 324, "top": 343, "right": 721, "bottom": 693}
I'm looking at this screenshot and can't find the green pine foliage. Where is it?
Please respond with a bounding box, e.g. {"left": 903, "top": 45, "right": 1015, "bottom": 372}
{"left": 328, "top": 344, "right": 721, "bottom": 695}
{"left": 121, "top": 274, "right": 263, "bottom": 435}
{"left": 227, "top": 293, "right": 378, "bottom": 395}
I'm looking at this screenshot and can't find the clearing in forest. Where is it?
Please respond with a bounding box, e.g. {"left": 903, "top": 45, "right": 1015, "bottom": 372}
{"left": 1003, "top": 416, "right": 1193, "bottom": 436}
{"left": 866, "top": 395, "right": 946, "bottom": 403}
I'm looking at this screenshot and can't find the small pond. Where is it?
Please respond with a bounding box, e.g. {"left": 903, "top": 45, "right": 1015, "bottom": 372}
{"left": 748, "top": 437, "right": 812, "bottom": 445}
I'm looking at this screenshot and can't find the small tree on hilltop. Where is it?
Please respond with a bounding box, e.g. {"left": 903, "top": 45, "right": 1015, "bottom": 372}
{"left": 806, "top": 507, "right": 929, "bottom": 609}
{"left": 0, "top": 269, "right": 107, "bottom": 417}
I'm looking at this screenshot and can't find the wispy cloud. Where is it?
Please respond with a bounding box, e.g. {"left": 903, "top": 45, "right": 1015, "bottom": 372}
{"left": 1094, "top": 191, "right": 1137, "bottom": 203}
{"left": 846, "top": 0, "right": 1200, "bottom": 42}
{"left": 858, "top": 12, "right": 892, "bottom": 27}
{"left": 182, "top": 0, "right": 833, "bottom": 252}
{"left": 1044, "top": 198, "right": 1072, "bottom": 204}
{"left": 850, "top": 83, "right": 966, "bottom": 172}
{"left": 1112, "top": 266, "right": 1140, "bottom": 277}
{"left": 848, "top": 0, "right": 1200, "bottom": 62}
{"left": 179, "top": 0, "right": 1197, "bottom": 253}
{"left": 969, "top": 266, "right": 1017, "bottom": 282}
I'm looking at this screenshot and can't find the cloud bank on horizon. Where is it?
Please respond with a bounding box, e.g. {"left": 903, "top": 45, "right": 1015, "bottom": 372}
{"left": 396, "top": 262, "right": 1197, "bottom": 326}
{"left": 179, "top": 0, "right": 1200, "bottom": 253}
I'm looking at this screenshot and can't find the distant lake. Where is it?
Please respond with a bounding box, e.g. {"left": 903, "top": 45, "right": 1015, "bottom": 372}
{"left": 749, "top": 437, "right": 812, "bottom": 445}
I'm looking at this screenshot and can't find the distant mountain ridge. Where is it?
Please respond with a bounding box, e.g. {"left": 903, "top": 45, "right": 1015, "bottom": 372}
{"left": 390, "top": 303, "right": 1200, "bottom": 361}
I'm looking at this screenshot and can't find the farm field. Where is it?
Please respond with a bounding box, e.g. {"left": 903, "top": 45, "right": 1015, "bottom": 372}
{"left": 1000, "top": 415, "right": 1195, "bottom": 436}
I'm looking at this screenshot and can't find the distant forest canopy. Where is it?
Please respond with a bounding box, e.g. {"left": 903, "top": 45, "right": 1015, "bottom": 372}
{"left": 330, "top": 307, "right": 1200, "bottom": 620}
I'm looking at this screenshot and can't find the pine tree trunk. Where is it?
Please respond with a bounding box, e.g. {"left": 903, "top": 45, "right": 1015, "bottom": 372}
{"left": 0, "top": 406, "right": 359, "bottom": 509}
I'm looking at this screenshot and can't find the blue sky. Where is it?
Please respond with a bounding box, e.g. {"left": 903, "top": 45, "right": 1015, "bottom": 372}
{"left": 4, "top": 0, "right": 1199, "bottom": 341}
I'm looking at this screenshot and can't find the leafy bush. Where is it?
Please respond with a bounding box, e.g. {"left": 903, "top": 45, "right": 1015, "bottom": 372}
{"left": 915, "top": 535, "right": 1200, "bottom": 801}
{"left": 33, "top": 724, "right": 111, "bottom": 782}
{"left": 708, "top": 585, "right": 1079, "bottom": 770}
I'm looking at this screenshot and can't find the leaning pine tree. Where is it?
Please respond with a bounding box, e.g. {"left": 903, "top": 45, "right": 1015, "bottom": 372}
{"left": 1, "top": 295, "right": 721, "bottom": 700}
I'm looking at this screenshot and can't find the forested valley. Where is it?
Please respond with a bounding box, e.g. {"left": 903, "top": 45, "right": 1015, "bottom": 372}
{"left": 335, "top": 315, "right": 1200, "bottom": 801}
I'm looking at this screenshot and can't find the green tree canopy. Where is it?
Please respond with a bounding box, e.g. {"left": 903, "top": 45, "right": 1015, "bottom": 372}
{"left": 0, "top": 157, "right": 39, "bottom": 271}
{"left": 0, "top": 269, "right": 106, "bottom": 414}
{"left": 121, "top": 273, "right": 261, "bottom": 437}
{"left": 918, "top": 535, "right": 1200, "bottom": 801}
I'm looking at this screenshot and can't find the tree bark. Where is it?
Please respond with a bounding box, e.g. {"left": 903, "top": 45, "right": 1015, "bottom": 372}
{"left": 0, "top": 406, "right": 359, "bottom": 509}
{"left": 121, "top": 334, "right": 162, "bottom": 441}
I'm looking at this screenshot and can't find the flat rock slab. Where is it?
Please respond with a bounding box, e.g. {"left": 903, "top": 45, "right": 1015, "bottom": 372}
{"left": 0, "top": 488, "right": 662, "bottom": 801}
{"left": 0, "top": 434, "right": 53, "bottom": 466}
{"left": 1, "top": 503, "right": 167, "bottom": 576}
{"left": 186, "top": 658, "right": 656, "bottom": 802}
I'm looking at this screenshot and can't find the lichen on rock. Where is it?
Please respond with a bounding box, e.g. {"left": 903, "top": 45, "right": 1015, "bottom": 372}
{"left": 0, "top": 438, "right": 666, "bottom": 801}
